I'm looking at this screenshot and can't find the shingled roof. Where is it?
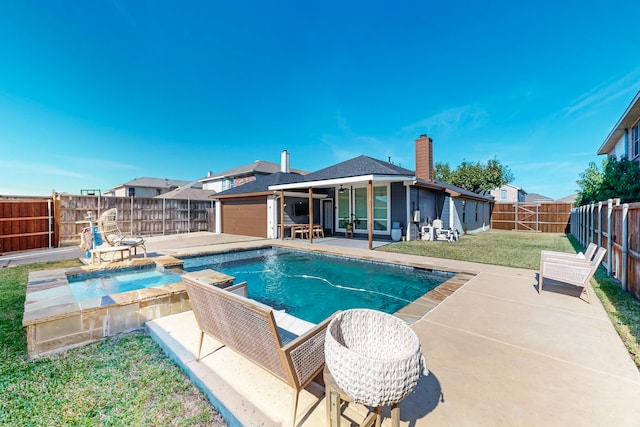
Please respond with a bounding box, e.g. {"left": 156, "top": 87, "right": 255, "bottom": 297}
{"left": 213, "top": 172, "right": 306, "bottom": 197}
{"left": 302, "top": 155, "right": 414, "bottom": 181}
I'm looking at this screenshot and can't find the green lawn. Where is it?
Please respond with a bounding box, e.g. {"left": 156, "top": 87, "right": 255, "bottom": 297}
{"left": 378, "top": 230, "right": 640, "bottom": 369}
{"left": 0, "top": 260, "right": 226, "bottom": 427}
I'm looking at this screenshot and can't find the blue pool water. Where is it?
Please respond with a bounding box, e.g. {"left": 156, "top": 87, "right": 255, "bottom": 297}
{"left": 183, "top": 248, "right": 451, "bottom": 323}
{"left": 68, "top": 268, "right": 182, "bottom": 300}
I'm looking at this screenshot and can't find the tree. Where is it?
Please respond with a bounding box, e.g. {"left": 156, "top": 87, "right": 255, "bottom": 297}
{"left": 575, "top": 161, "right": 604, "bottom": 206}
{"left": 576, "top": 157, "right": 640, "bottom": 205}
{"left": 434, "top": 162, "right": 452, "bottom": 182}
{"left": 437, "top": 158, "right": 514, "bottom": 194}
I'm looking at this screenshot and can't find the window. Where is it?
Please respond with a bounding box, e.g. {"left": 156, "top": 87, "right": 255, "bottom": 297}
{"left": 338, "top": 189, "right": 350, "bottom": 228}
{"left": 501, "top": 189, "right": 507, "bottom": 200}
{"left": 462, "top": 201, "right": 466, "bottom": 223}
{"left": 354, "top": 188, "right": 368, "bottom": 230}
{"left": 632, "top": 121, "right": 640, "bottom": 158}
{"left": 475, "top": 203, "right": 479, "bottom": 222}
{"left": 128, "top": 187, "right": 135, "bottom": 197}
{"left": 373, "top": 186, "right": 388, "bottom": 231}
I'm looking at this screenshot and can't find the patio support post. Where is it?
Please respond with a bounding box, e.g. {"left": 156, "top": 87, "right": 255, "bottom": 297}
{"left": 280, "top": 190, "right": 285, "bottom": 240}
{"left": 405, "top": 186, "right": 411, "bottom": 241}
{"left": 308, "top": 187, "right": 313, "bottom": 243}
{"left": 368, "top": 180, "right": 373, "bottom": 250}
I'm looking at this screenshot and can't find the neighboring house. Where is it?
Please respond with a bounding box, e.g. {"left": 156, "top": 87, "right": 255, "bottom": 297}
{"left": 200, "top": 151, "right": 308, "bottom": 192}
{"left": 556, "top": 193, "right": 577, "bottom": 205}
{"left": 490, "top": 184, "right": 526, "bottom": 203}
{"left": 154, "top": 181, "right": 216, "bottom": 201}
{"left": 106, "top": 177, "right": 201, "bottom": 198}
{"left": 597, "top": 90, "right": 640, "bottom": 163}
{"left": 212, "top": 135, "right": 494, "bottom": 245}
{"left": 524, "top": 193, "right": 554, "bottom": 203}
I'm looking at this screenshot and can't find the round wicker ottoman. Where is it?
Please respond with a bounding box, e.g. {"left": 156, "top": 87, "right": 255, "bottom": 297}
{"left": 324, "top": 309, "right": 427, "bottom": 424}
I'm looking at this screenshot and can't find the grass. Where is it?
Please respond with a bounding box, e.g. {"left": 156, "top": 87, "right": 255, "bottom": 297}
{"left": 378, "top": 229, "right": 640, "bottom": 369}
{"left": 0, "top": 260, "right": 226, "bottom": 427}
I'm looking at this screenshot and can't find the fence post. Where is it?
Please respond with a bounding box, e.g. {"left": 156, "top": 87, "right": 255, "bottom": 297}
{"left": 621, "top": 203, "right": 629, "bottom": 291}
{"left": 607, "top": 199, "right": 613, "bottom": 276}
{"left": 514, "top": 203, "right": 518, "bottom": 231}
{"left": 597, "top": 201, "right": 602, "bottom": 249}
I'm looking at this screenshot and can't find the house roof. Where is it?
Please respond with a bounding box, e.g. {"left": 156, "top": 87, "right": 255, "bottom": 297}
{"left": 598, "top": 90, "right": 640, "bottom": 155}
{"left": 112, "top": 177, "right": 198, "bottom": 190}
{"left": 302, "top": 155, "right": 415, "bottom": 181}
{"left": 201, "top": 160, "right": 308, "bottom": 182}
{"left": 213, "top": 154, "right": 493, "bottom": 203}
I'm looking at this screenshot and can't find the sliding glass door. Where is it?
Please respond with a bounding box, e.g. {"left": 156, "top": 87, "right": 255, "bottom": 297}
{"left": 336, "top": 184, "right": 389, "bottom": 233}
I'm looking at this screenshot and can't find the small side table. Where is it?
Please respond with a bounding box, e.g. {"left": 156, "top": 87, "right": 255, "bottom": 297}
{"left": 324, "top": 366, "right": 399, "bottom": 427}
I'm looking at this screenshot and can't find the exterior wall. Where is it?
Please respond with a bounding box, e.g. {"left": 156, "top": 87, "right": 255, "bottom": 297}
{"left": 443, "top": 197, "right": 491, "bottom": 234}
{"left": 202, "top": 180, "right": 224, "bottom": 192}
{"left": 490, "top": 185, "right": 523, "bottom": 203}
{"left": 390, "top": 182, "right": 407, "bottom": 232}
{"left": 112, "top": 187, "right": 161, "bottom": 198}
{"left": 611, "top": 133, "right": 626, "bottom": 159}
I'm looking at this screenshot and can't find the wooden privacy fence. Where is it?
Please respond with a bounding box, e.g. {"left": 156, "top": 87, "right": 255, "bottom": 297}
{"left": 0, "top": 194, "right": 215, "bottom": 253}
{"left": 571, "top": 200, "right": 640, "bottom": 301}
{"left": 491, "top": 202, "right": 573, "bottom": 233}
{"left": 0, "top": 198, "right": 55, "bottom": 254}
{"left": 57, "top": 194, "right": 215, "bottom": 246}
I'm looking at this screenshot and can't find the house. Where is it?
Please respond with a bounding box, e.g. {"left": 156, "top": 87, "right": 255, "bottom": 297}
{"left": 106, "top": 177, "right": 201, "bottom": 198}
{"left": 597, "top": 90, "right": 640, "bottom": 162}
{"left": 154, "top": 181, "right": 216, "bottom": 201}
{"left": 490, "top": 184, "right": 526, "bottom": 203}
{"left": 199, "top": 152, "right": 308, "bottom": 192}
{"left": 212, "top": 136, "right": 494, "bottom": 248}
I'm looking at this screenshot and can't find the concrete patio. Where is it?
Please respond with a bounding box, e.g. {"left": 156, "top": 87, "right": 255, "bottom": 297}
{"left": 135, "top": 232, "right": 640, "bottom": 426}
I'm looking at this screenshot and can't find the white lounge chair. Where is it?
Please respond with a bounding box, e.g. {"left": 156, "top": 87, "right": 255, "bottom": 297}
{"left": 540, "top": 242, "right": 597, "bottom": 264}
{"left": 539, "top": 246, "right": 606, "bottom": 303}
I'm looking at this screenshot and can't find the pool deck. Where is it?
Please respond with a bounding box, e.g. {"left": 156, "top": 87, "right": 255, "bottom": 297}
{"left": 141, "top": 233, "right": 640, "bottom": 426}
{"left": 14, "top": 232, "right": 640, "bottom": 426}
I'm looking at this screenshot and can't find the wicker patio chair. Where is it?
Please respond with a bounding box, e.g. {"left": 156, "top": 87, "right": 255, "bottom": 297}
{"left": 183, "top": 274, "right": 332, "bottom": 427}
{"left": 96, "top": 208, "right": 147, "bottom": 257}
{"left": 539, "top": 246, "right": 606, "bottom": 303}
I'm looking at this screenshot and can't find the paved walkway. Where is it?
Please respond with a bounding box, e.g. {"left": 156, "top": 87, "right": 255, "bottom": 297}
{"left": 142, "top": 233, "right": 640, "bottom": 427}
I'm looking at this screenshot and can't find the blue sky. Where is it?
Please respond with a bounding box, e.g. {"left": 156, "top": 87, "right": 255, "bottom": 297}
{"left": 1, "top": 1, "right": 639, "bottom": 199}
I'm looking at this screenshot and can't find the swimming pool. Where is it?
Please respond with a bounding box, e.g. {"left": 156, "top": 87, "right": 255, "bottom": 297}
{"left": 183, "top": 248, "right": 451, "bottom": 323}
{"left": 68, "top": 267, "right": 183, "bottom": 300}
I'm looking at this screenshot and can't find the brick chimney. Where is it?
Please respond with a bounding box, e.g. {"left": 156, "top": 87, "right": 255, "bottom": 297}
{"left": 415, "top": 134, "right": 434, "bottom": 182}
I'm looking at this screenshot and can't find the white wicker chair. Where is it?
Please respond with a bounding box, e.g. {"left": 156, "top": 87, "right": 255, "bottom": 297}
{"left": 539, "top": 246, "right": 606, "bottom": 303}
{"left": 97, "top": 208, "right": 146, "bottom": 257}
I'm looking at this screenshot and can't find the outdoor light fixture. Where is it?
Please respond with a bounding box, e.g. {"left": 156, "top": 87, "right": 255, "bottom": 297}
{"left": 339, "top": 185, "right": 345, "bottom": 193}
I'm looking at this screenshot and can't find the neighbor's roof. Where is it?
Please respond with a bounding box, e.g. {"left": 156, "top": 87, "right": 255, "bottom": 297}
{"left": 113, "top": 177, "right": 198, "bottom": 190}
{"left": 598, "top": 90, "right": 640, "bottom": 155}
{"left": 213, "top": 172, "right": 307, "bottom": 198}
{"left": 201, "top": 160, "right": 308, "bottom": 182}
{"left": 525, "top": 193, "right": 554, "bottom": 202}
{"left": 155, "top": 186, "right": 216, "bottom": 200}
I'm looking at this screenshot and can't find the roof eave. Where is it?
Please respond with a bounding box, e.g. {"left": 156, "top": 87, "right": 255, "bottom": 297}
{"left": 598, "top": 90, "right": 640, "bottom": 155}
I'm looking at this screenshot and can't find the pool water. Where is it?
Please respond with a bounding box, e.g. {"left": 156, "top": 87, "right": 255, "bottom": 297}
{"left": 68, "top": 268, "right": 182, "bottom": 300}
{"left": 183, "top": 248, "right": 451, "bottom": 323}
